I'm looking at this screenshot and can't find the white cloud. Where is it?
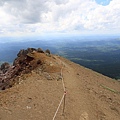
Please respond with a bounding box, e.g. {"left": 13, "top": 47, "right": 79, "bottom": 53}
{"left": 2, "top": 0, "right": 49, "bottom": 24}
{"left": 0, "top": 0, "right": 120, "bottom": 36}
{"left": 54, "top": 0, "right": 69, "bottom": 5}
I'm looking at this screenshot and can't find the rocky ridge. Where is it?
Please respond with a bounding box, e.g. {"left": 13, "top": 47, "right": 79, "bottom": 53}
{"left": 0, "top": 48, "right": 59, "bottom": 90}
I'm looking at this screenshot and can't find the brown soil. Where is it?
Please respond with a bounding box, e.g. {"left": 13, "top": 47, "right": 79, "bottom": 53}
{"left": 0, "top": 54, "right": 120, "bottom": 120}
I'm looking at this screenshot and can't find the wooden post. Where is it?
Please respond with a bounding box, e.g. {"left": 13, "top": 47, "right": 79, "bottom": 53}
{"left": 63, "top": 92, "right": 66, "bottom": 115}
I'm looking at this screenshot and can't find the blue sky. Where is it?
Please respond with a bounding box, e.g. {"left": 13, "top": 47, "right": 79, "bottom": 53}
{"left": 95, "top": 0, "right": 112, "bottom": 6}
{"left": 0, "top": 0, "right": 119, "bottom": 37}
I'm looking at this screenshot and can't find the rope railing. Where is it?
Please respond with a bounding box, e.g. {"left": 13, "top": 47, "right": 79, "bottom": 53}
{"left": 61, "top": 67, "right": 66, "bottom": 92}
{"left": 52, "top": 64, "right": 67, "bottom": 120}
{"left": 52, "top": 93, "right": 66, "bottom": 120}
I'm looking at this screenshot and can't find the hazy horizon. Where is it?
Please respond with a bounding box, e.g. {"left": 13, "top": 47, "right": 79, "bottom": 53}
{"left": 0, "top": 34, "right": 120, "bottom": 43}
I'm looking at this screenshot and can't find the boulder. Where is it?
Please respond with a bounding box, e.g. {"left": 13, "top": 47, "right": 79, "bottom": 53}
{"left": 27, "top": 48, "right": 37, "bottom": 53}
{"left": 37, "top": 48, "right": 44, "bottom": 53}
{"left": 45, "top": 49, "right": 50, "bottom": 54}
{"left": 0, "top": 62, "right": 10, "bottom": 73}
{"left": 17, "top": 49, "right": 28, "bottom": 57}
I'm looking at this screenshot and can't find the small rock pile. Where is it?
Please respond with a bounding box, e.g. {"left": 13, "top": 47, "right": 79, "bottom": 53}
{"left": 0, "top": 48, "right": 50, "bottom": 90}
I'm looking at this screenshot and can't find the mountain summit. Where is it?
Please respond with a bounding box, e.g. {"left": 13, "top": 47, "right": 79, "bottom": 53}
{"left": 0, "top": 48, "right": 120, "bottom": 120}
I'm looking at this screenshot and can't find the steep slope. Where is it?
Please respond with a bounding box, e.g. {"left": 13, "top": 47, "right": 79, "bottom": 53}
{"left": 0, "top": 51, "right": 120, "bottom": 120}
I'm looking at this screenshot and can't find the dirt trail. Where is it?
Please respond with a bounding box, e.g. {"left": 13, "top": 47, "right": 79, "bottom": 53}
{"left": 55, "top": 58, "right": 96, "bottom": 120}
{"left": 57, "top": 57, "right": 120, "bottom": 120}
{"left": 0, "top": 55, "right": 120, "bottom": 120}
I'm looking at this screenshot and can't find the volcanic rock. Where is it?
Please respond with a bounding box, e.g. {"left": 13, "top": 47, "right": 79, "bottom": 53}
{"left": 0, "top": 62, "right": 11, "bottom": 74}
{"left": 0, "top": 48, "right": 46, "bottom": 90}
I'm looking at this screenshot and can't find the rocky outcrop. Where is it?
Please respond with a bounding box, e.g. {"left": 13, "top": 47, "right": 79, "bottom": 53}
{"left": 0, "top": 48, "right": 48, "bottom": 90}
{"left": 0, "top": 62, "right": 11, "bottom": 74}
{"left": 45, "top": 49, "right": 50, "bottom": 54}
{"left": 37, "top": 48, "right": 44, "bottom": 53}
